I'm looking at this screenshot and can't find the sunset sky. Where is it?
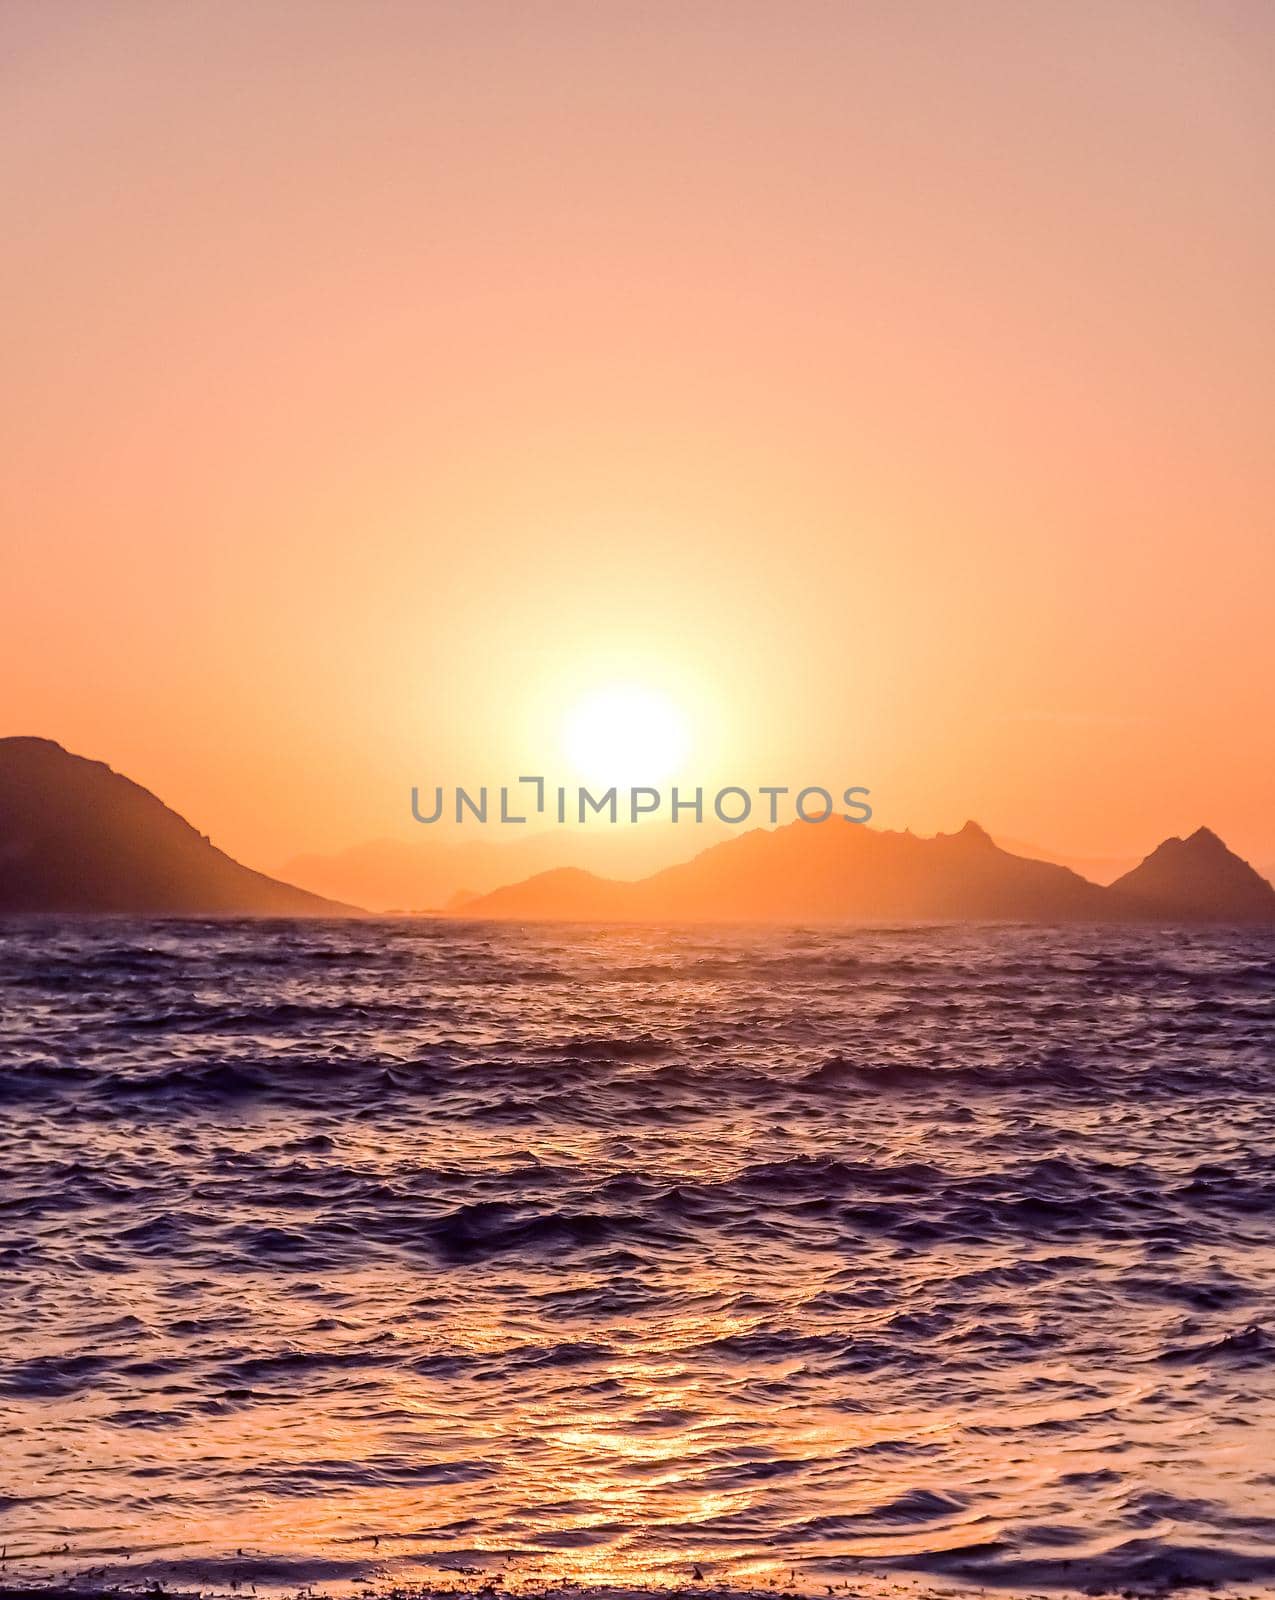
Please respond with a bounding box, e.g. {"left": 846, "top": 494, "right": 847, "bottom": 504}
{"left": 3, "top": 1, "right": 1273, "bottom": 871}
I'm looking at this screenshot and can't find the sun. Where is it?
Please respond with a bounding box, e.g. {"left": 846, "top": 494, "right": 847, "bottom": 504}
{"left": 562, "top": 684, "right": 691, "bottom": 790}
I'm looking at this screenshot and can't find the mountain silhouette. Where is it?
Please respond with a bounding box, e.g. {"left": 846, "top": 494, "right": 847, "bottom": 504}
{"left": 279, "top": 819, "right": 719, "bottom": 912}
{"left": 462, "top": 818, "right": 1115, "bottom": 923}
{"left": 4, "top": 738, "right": 1269, "bottom": 925}
{"left": 0, "top": 738, "right": 355, "bottom": 915}
{"left": 459, "top": 817, "right": 1275, "bottom": 925}
{"left": 1109, "top": 826, "right": 1275, "bottom": 922}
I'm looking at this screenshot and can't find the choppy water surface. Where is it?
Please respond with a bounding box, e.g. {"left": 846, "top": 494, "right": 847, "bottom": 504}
{"left": 2, "top": 920, "right": 1274, "bottom": 1596}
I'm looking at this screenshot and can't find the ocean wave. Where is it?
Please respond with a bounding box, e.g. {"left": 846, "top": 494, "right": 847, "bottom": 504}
{"left": 2, "top": 919, "right": 1274, "bottom": 1594}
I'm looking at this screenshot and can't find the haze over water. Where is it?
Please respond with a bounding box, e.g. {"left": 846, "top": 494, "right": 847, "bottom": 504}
{"left": 3, "top": 920, "right": 1274, "bottom": 1596}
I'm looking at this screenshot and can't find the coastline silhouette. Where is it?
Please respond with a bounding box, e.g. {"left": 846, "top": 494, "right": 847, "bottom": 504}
{"left": 3, "top": 737, "right": 1271, "bottom": 924}
{"left": 459, "top": 817, "right": 1275, "bottom": 924}
{"left": 0, "top": 737, "right": 352, "bottom": 916}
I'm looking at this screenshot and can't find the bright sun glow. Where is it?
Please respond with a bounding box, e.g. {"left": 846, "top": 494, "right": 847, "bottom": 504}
{"left": 563, "top": 685, "right": 691, "bottom": 790}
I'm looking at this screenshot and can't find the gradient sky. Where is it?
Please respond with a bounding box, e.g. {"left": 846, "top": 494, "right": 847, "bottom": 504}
{"left": 3, "top": 1, "right": 1273, "bottom": 871}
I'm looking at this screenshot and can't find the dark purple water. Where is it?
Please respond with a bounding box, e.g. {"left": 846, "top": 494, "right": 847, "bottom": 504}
{"left": 2, "top": 920, "right": 1274, "bottom": 1596}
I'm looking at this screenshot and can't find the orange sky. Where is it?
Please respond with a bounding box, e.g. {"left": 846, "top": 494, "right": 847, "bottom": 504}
{"left": 3, "top": 1, "right": 1273, "bottom": 872}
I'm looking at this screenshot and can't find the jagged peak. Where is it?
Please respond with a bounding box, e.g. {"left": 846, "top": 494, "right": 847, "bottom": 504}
{"left": 1109, "top": 823, "right": 1274, "bottom": 922}
{"left": 955, "top": 819, "right": 994, "bottom": 845}
{"left": 1143, "top": 826, "right": 1234, "bottom": 861}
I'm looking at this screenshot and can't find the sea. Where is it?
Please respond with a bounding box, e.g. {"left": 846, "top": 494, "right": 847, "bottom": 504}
{"left": 2, "top": 919, "right": 1274, "bottom": 1598}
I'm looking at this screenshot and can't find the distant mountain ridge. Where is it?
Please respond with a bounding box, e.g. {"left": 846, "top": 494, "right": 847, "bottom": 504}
{"left": 3, "top": 737, "right": 1271, "bottom": 924}
{"left": 0, "top": 738, "right": 354, "bottom": 915}
{"left": 279, "top": 818, "right": 723, "bottom": 912}
{"left": 458, "top": 815, "right": 1275, "bottom": 925}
